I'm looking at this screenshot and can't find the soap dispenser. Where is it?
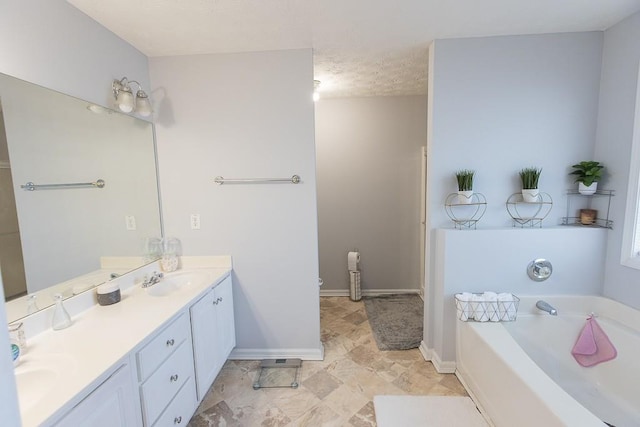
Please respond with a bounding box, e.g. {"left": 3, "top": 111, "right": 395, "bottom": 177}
{"left": 52, "top": 293, "right": 72, "bottom": 330}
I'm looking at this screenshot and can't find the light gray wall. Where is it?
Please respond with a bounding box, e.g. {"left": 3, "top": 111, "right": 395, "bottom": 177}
{"left": 594, "top": 11, "right": 640, "bottom": 310}
{"left": 0, "top": 0, "right": 149, "bottom": 107}
{"left": 315, "top": 96, "right": 427, "bottom": 292}
{"left": 149, "top": 49, "right": 322, "bottom": 358}
{"left": 0, "top": 1, "right": 150, "bottom": 423}
{"left": 425, "top": 32, "right": 604, "bottom": 351}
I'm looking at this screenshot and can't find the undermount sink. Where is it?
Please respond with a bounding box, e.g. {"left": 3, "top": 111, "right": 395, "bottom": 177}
{"left": 145, "top": 271, "right": 211, "bottom": 297}
{"left": 14, "top": 353, "right": 77, "bottom": 412}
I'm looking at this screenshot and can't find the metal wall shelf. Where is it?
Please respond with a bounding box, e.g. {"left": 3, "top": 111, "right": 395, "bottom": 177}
{"left": 444, "top": 192, "right": 487, "bottom": 229}
{"left": 506, "top": 192, "right": 553, "bottom": 228}
{"left": 562, "top": 189, "right": 614, "bottom": 229}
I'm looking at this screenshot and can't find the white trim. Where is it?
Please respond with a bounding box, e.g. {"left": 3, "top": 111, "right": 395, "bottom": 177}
{"left": 431, "top": 350, "right": 456, "bottom": 373}
{"left": 229, "top": 344, "right": 324, "bottom": 361}
{"left": 319, "top": 289, "right": 421, "bottom": 297}
{"left": 419, "top": 340, "right": 433, "bottom": 361}
{"left": 621, "top": 63, "right": 640, "bottom": 270}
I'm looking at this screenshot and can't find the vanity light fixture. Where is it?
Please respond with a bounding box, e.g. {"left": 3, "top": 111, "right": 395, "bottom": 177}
{"left": 313, "top": 80, "right": 321, "bottom": 102}
{"left": 112, "top": 77, "right": 152, "bottom": 117}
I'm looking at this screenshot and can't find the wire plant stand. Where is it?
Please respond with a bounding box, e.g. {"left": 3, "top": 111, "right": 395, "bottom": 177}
{"left": 506, "top": 192, "right": 553, "bottom": 228}
{"left": 444, "top": 192, "right": 487, "bottom": 229}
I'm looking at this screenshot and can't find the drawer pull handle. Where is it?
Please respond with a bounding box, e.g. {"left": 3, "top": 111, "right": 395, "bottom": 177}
{"left": 213, "top": 299, "right": 218, "bottom": 305}
{"left": 174, "top": 416, "right": 182, "bottom": 424}
{"left": 166, "top": 339, "right": 175, "bottom": 346}
{"left": 170, "top": 374, "right": 179, "bottom": 382}
{"left": 217, "top": 297, "right": 223, "bottom": 303}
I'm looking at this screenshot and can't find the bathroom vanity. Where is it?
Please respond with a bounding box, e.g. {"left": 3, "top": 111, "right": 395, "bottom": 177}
{"left": 13, "top": 258, "right": 235, "bottom": 427}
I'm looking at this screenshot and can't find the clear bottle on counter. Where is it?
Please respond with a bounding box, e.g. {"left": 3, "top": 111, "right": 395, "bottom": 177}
{"left": 52, "top": 293, "right": 72, "bottom": 330}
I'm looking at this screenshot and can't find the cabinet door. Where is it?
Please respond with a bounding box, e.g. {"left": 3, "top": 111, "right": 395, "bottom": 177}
{"left": 215, "top": 277, "right": 236, "bottom": 360}
{"left": 190, "top": 287, "right": 221, "bottom": 401}
{"left": 55, "top": 364, "right": 138, "bottom": 427}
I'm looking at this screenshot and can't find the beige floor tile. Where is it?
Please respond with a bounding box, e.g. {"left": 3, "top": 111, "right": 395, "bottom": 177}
{"left": 193, "top": 297, "right": 469, "bottom": 426}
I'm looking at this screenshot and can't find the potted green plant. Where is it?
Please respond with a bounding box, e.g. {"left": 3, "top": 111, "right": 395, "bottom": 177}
{"left": 519, "top": 167, "right": 542, "bottom": 202}
{"left": 455, "top": 169, "right": 475, "bottom": 204}
{"left": 570, "top": 161, "right": 604, "bottom": 195}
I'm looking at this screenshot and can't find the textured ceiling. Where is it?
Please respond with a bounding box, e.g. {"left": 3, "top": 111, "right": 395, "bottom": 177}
{"left": 67, "top": 0, "right": 640, "bottom": 98}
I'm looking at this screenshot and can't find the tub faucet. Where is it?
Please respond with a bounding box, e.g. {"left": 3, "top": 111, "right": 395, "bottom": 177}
{"left": 142, "top": 271, "right": 164, "bottom": 288}
{"left": 536, "top": 300, "right": 557, "bottom": 316}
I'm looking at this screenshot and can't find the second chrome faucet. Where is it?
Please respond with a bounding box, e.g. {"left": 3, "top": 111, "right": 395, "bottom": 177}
{"left": 536, "top": 300, "right": 558, "bottom": 316}
{"left": 142, "top": 271, "right": 164, "bottom": 288}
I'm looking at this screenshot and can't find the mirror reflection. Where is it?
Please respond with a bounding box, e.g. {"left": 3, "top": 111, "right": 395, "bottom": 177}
{"left": 0, "top": 73, "right": 162, "bottom": 322}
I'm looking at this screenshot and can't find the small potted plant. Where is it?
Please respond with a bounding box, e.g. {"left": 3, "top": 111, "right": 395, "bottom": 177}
{"left": 519, "top": 167, "right": 542, "bottom": 202}
{"left": 455, "top": 169, "right": 475, "bottom": 204}
{"left": 570, "top": 161, "right": 604, "bottom": 195}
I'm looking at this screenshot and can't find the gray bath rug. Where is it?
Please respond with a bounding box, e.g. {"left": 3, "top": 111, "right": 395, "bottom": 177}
{"left": 363, "top": 294, "right": 423, "bottom": 351}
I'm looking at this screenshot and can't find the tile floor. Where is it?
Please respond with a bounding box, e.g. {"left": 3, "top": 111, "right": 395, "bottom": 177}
{"left": 188, "top": 296, "right": 467, "bottom": 426}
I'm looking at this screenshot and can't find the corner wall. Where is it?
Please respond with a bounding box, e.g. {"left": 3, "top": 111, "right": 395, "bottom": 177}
{"left": 315, "top": 96, "right": 427, "bottom": 293}
{"left": 425, "top": 32, "right": 605, "bottom": 361}
{"left": 594, "top": 11, "right": 640, "bottom": 309}
{"left": 150, "top": 49, "right": 322, "bottom": 358}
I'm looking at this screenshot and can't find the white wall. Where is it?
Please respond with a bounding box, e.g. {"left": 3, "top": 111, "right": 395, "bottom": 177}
{"left": 434, "top": 227, "right": 607, "bottom": 363}
{"left": 315, "top": 96, "right": 427, "bottom": 293}
{"left": 594, "top": 11, "right": 640, "bottom": 309}
{"left": 425, "top": 32, "right": 604, "bottom": 353}
{"left": 0, "top": 1, "right": 150, "bottom": 423}
{"left": 150, "top": 49, "right": 322, "bottom": 358}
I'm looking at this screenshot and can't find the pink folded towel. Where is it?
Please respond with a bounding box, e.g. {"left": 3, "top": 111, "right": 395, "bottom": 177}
{"left": 571, "top": 315, "right": 617, "bottom": 367}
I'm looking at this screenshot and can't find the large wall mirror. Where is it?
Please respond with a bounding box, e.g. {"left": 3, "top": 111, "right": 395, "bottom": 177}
{"left": 0, "top": 73, "right": 162, "bottom": 323}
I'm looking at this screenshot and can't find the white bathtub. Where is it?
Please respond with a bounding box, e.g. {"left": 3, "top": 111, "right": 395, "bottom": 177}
{"left": 456, "top": 295, "right": 640, "bottom": 427}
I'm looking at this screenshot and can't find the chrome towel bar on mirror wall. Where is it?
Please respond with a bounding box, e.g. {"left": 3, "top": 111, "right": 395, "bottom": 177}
{"left": 214, "top": 175, "right": 301, "bottom": 185}
{"left": 20, "top": 179, "right": 106, "bottom": 191}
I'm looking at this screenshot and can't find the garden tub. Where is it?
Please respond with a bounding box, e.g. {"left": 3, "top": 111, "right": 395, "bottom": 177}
{"left": 456, "top": 295, "right": 640, "bottom": 427}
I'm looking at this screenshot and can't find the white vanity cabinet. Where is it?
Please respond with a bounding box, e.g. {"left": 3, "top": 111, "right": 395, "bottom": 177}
{"left": 136, "top": 313, "right": 197, "bottom": 426}
{"left": 54, "top": 363, "right": 138, "bottom": 427}
{"left": 190, "top": 275, "right": 236, "bottom": 401}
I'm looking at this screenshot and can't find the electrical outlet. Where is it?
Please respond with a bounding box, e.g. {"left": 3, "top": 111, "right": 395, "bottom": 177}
{"left": 125, "top": 215, "right": 136, "bottom": 230}
{"left": 190, "top": 214, "right": 201, "bottom": 230}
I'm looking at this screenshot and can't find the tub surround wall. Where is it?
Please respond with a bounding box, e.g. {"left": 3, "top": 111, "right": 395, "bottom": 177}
{"left": 433, "top": 227, "right": 607, "bottom": 366}
{"left": 315, "top": 96, "right": 427, "bottom": 293}
{"left": 150, "top": 49, "right": 322, "bottom": 359}
{"left": 425, "top": 32, "right": 604, "bottom": 355}
{"left": 595, "top": 11, "right": 640, "bottom": 310}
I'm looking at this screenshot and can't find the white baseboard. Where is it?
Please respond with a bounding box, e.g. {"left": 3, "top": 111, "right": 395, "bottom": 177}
{"left": 455, "top": 366, "right": 496, "bottom": 427}
{"left": 419, "top": 341, "right": 433, "bottom": 361}
{"left": 319, "top": 289, "right": 421, "bottom": 297}
{"left": 229, "top": 344, "right": 324, "bottom": 361}
{"left": 431, "top": 350, "right": 456, "bottom": 373}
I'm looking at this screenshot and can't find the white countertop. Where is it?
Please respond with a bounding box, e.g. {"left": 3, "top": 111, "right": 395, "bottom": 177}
{"left": 16, "top": 259, "right": 231, "bottom": 427}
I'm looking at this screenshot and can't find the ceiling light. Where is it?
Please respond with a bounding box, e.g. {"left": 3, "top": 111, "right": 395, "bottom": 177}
{"left": 112, "top": 77, "right": 152, "bottom": 117}
{"left": 313, "top": 80, "right": 321, "bottom": 102}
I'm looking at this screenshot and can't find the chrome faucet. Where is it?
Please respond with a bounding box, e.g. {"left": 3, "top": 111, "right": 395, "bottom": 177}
{"left": 142, "top": 271, "right": 164, "bottom": 288}
{"left": 536, "top": 300, "right": 557, "bottom": 316}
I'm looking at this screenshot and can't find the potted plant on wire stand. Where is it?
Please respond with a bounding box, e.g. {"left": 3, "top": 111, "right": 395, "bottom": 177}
{"left": 519, "top": 167, "right": 542, "bottom": 202}
{"left": 570, "top": 161, "right": 604, "bottom": 195}
{"left": 455, "top": 170, "right": 475, "bottom": 204}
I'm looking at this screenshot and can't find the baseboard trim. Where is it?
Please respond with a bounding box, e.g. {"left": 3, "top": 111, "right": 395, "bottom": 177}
{"left": 319, "top": 289, "right": 421, "bottom": 297}
{"left": 431, "top": 351, "right": 456, "bottom": 373}
{"left": 419, "top": 341, "right": 433, "bottom": 362}
{"left": 229, "top": 344, "right": 324, "bottom": 361}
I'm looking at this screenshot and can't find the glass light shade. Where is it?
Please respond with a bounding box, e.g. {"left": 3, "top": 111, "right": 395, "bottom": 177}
{"left": 116, "top": 88, "right": 134, "bottom": 113}
{"left": 135, "top": 90, "right": 152, "bottom": 117}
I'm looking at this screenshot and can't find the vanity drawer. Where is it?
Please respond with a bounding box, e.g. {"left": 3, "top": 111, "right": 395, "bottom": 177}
{"left": 152, "top": 377, "right": 197, "bottom": 427}
{"left": 140, "top": 340, "right": 194, "bottom": 425}
{"left": 137, "top": 313, "right": 189, "bottom": 381}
